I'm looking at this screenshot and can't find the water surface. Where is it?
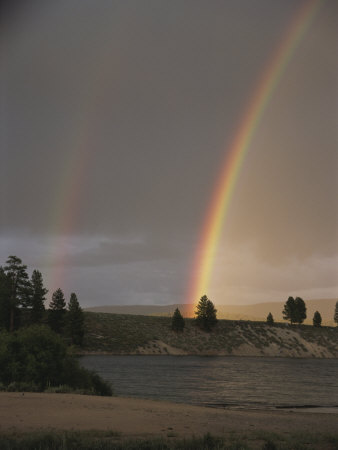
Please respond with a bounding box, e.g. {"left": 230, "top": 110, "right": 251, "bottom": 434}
{"left": 80, "top": 355, "right": 338, "bottom": 411}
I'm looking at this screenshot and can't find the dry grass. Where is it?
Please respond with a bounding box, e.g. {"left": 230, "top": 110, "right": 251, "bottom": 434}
{"left": 82, "top": 312, "right": 338, "bottom": 357}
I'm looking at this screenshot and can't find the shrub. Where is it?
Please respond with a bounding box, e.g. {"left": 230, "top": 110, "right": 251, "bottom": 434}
{"left": 0, "top": 325, "right": 112, "bottom": 396}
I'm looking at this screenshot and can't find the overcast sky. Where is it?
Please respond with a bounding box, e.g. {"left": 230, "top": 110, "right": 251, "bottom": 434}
{"left": 1, "top": 0, "right": 337, "bottom": 308}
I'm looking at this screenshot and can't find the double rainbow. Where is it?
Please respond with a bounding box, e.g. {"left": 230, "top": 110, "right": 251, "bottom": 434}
{"left": 186, "top": 0, "right": 324, "bottom": 315}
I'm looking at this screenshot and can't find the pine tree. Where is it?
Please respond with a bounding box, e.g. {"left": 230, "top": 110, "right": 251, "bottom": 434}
{"left": 195, "top": 295, "right": 217, "bottom": 331}
{"left": 334, "top": 301, "right": 338, "bottom": 326}
{"left": 0, "top": 267, "right": 11, "bottom": 330}
{"left": 282, "top": 296, "right": 296, "bottom": 324}
{"left": 313, "top": 311, "right": 322, "bottom": 327}
{"left": 4, "top": 256, "right": 31, "bottom": 331}
{"left": 30, "top": 270, "right": 48, "bottom": 324}
{"left": 266, "top": 312, "right": 274, "bottom": 325}
{"left": 294, "top": 297, "right": 306, "bottom": 324}
{"left": 67, "top": 292, "right": 84, "bottom": 345}
{"left": 48, "top": 288, "right": 66, "bottom": 333}
{"left": 171, "top": 308, "right": 185, "bottom": 332}
{"left": 282, "top": 296, "right": 306, "bottom": 325}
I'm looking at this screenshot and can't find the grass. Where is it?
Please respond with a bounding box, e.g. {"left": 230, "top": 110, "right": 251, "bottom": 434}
{"left": 82, "top": 312, "right": 338, "bottom": 357}
{"left": 0, "top": 430, "right": 337, "bottom": 450}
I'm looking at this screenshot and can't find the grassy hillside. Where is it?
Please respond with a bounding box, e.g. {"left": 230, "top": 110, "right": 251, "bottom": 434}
{"left": 82, "top": 312, "right": 338, "bottom": 358}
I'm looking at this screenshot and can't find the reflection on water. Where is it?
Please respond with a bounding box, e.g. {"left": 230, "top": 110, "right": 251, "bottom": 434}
{"left": 80, "top": 355, "right": 338, "bottom": 410}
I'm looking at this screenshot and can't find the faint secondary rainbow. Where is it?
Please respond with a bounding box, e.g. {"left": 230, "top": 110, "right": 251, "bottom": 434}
{"left": 185, "top": 0, "right": 324, "bottom": 316}
{"left": 44, "top": 26, "right": 124, "bottom": 293}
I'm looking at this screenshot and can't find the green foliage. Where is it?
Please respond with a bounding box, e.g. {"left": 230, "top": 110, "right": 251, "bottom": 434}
{"left": 4, "top": 256, "right": 31, "bottom": 331}
{"left": 282, "top": 296, "right": 306, "bottom": 325}
{"left": 194, "top": 295, "right": 217, "bottom": 331}
{"left": 0, "top": 325, "right": 112, "bottom": 395}
{"left": 48, "top": 288, "right": 66, "bottom": 333}
{"left": 313, "top": 311, "right": 322, "bottom": 327}
{"left": 29, "top": 270, "right": 47, "bottom": 324}
{"left": 334, "top": 301, "right": 338, "bottom": 326}
{"left": 0, "top": 267, "right": 11, "bottom": 330}
{"left": 266, "top": 312, "right": 274, "bottom": 325}
{"left": 67, "top": 292, "right": 85, "bottom": 345}
{"left": 60, "top": 355, "right": 113, "bottom": 396}
{"left": 171, "top": 308, "right": 185, "bottom": 332}
{"left": 0, "top": 325, "right": 66, "bottom": 388}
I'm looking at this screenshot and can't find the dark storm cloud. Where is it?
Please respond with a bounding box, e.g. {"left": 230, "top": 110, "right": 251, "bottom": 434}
{"left": 1, "top": 0, "right": 298, "bottom": 236}
{"left": 49, "top": 237, "right": 190, "bottom": 267}
{"left": 1, "top": 0, "right": 337, "bottom": 305}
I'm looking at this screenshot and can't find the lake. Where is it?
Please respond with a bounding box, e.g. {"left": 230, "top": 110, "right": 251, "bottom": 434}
{"left": 80, "top": 355, "right": 338, "bottom": 411}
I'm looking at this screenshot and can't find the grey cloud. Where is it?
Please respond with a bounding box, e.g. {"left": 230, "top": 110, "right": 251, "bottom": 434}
{"left": 2, "top": 0, "right": 337, "bottom": 306}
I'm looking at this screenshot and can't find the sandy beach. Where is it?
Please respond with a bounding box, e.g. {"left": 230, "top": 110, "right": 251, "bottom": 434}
{"left": 0, "top": 392, "right": 337, "bottom": 439}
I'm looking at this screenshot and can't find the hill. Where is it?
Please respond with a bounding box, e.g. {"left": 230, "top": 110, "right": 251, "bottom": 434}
{"left": 82, "top": 312, "right": 338, "bottom": 358}
{"left": 85, "top": 298, "right": 337, "bottom": 325}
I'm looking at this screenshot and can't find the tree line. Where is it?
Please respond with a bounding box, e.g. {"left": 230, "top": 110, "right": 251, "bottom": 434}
{"left": 0, "top": 255, "right": 111, "bottom": 395}
{"left": 0, "top": 255, "right": 84, "bottom": 345}
{"left": 267, "top": 296, "right": 338, "bottom": 327}
{"left": 173, "top": 294, "right": 338, "bottom": 332}
{"left": 172, "top": 294, "right": 217, "bottom": 332}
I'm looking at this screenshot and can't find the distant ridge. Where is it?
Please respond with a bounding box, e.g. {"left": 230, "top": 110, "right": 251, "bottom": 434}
{"left": 85, "top": 298, "right": 337, "bottom": 325}
{"left": 85, "top": 304, "right": 182, "bottom": 316}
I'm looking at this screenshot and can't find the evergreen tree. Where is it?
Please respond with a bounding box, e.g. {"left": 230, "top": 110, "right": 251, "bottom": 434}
{"left": 0, "top": 267, "right": 11, "bottom": 330}
{"left": 334, "top": 301, "right": 338, "bottom": 326}
{"left": 30, "top": 270, "right": 47, "bottom": 324}
{"left": 266, "top": 312, "right": 274, "bottom": 325}
{"left": 282, "top": 296, "right": 306, "bottom": 325}
{"left": 282, "top": 296, "right": 296, "bottom": 324}
{"left": 313, "top": 311, "right": 322, "bottom": 327}
{"left": 4, "top": 256, "right": 31, "bottom": 331}
{"left": 67, "top": 292, "right": 84, "bottom": 345}
{"left": 171, "top": 308, "right": 185, "bottom": 332}
{"left": 294, "top": 297, "right": 306, "bottom": 324}
{"left": 48, "top": 288, "right": 66, "bottom": 333}
{"left": 195, "top": 295, "right": 217, "bottom": 331}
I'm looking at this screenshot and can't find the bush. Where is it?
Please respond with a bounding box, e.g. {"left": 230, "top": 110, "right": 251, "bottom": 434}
{"left": 0, "top": 325, "right": 112, "bottom": 396}
{"left": 6, "top": 381, "right": 39, "bottom": 392}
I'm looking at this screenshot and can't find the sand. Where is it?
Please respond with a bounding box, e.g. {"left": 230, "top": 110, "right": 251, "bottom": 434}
{"left": 0, "top": 393, "right": 337, "bottom": 438}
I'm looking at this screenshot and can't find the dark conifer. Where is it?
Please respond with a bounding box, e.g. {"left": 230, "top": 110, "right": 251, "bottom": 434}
{"left": 334, "top": 301, "right": 338, "bottom": 326}
{"left": 195, "top": 295, "right": 217, "bottom": 331}
{"left": 313, "top": 311, "right": 322, "bottom": 327}
{"left": 48, "top": 288, "right": 66, "bottom": 333}
{"left": 30, "top": 270, "right": 47, "bottom": 324}
{"left": 0, "top": 267, "right": 11, "bottom": 330}
{"left": 4, "top": 256, "right": 31, "bottom": 331}
{"left": 171, "top": 308, "right": 185, "bottom": 332}
{"left": 294, "top": 297, "right": 307, "bottom": 324}
{"left": 282, "top": 296, "right": 296, "bottom": 324}
{"left": 67, "top": 292, "right": 84, "bottom": 345}
{"left": 266, "top": 312, "right": 274, "bottom": 325}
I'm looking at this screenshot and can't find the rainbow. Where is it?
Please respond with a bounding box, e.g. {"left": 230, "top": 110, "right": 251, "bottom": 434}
{"left": 45, "top": 32, "right": 123, "bottom": 292}
{"left": 186, "top": 0, "right": 324, "bottom": 316}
